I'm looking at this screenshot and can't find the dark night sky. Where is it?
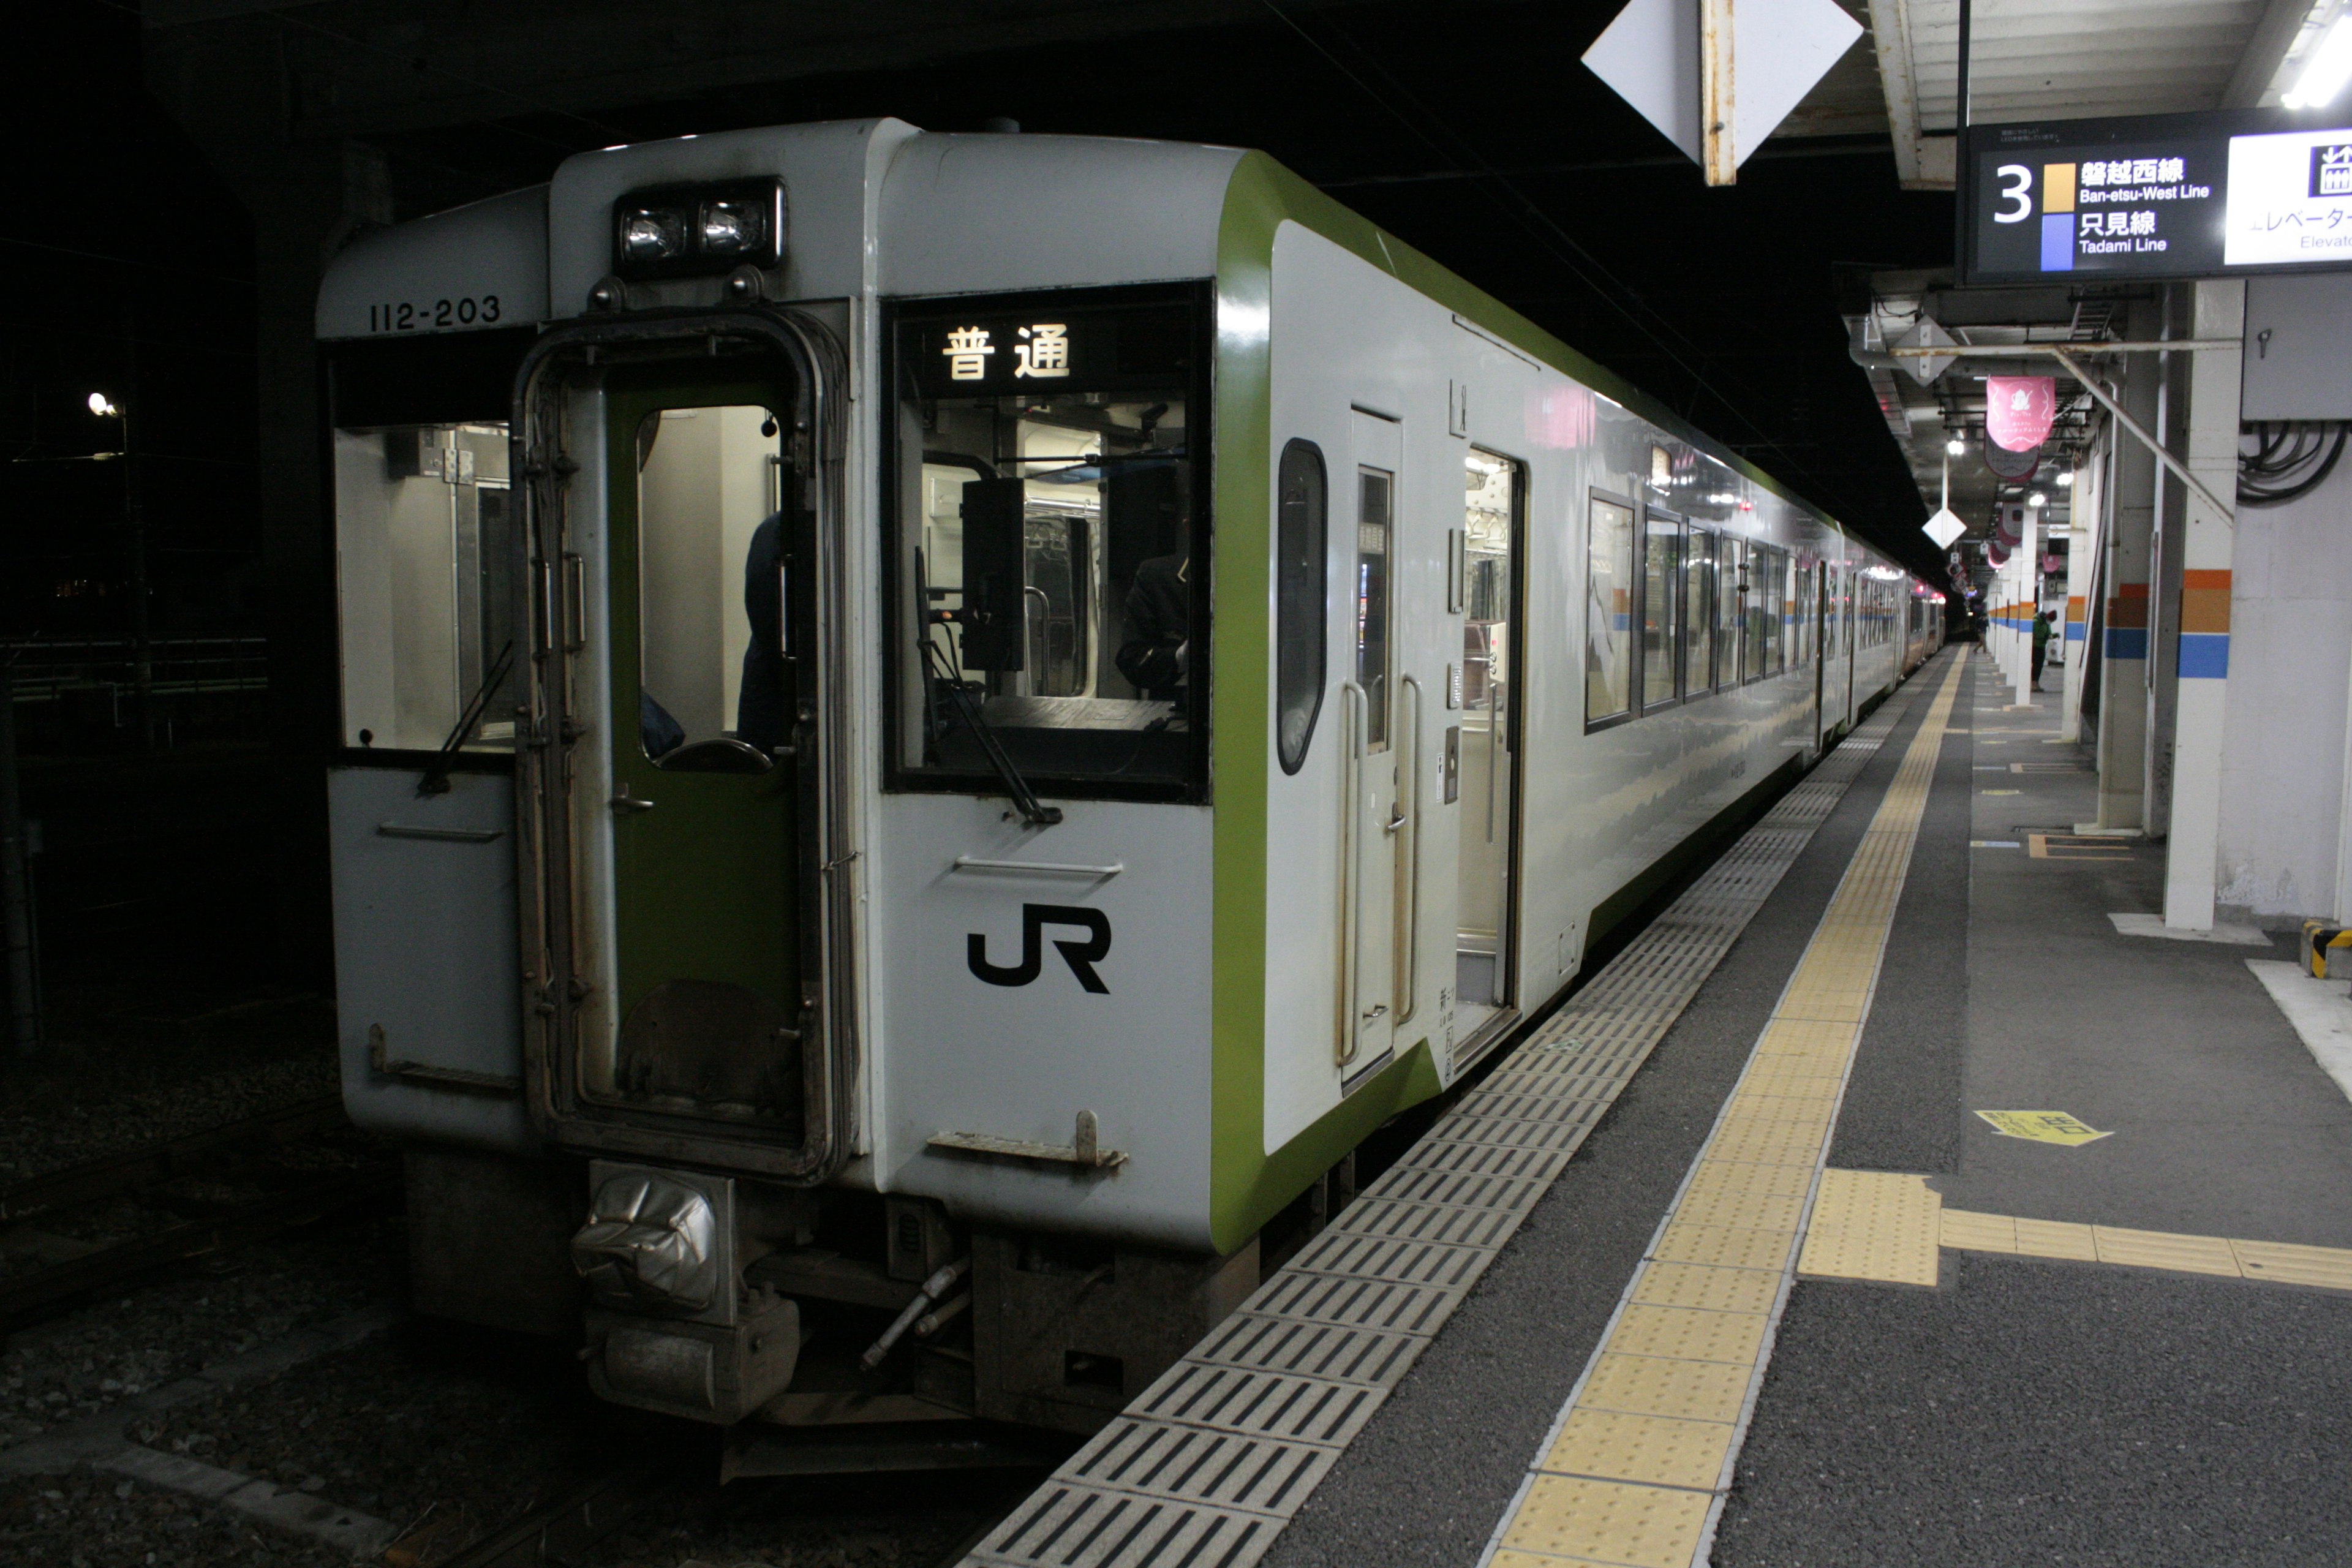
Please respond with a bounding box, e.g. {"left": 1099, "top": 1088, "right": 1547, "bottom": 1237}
{"left": 2, "top": 0, "right": 1955, "bottom": 656}
{"left": 2, "top": 2, "right": 260, "bottom": 644}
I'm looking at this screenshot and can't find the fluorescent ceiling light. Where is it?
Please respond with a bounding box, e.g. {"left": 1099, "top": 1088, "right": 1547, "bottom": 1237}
{"left": 2285, "top": 17, "right": 2352, "bottom": 110}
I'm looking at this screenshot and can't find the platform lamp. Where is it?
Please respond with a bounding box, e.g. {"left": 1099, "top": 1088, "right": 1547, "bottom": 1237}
{"left": 86, "top": 391, "right": 154, "bottom": 752}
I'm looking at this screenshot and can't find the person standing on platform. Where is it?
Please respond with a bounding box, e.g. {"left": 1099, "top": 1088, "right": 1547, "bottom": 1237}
{"left": 2031, "top": 609, "right": 2053, "bottom": 690}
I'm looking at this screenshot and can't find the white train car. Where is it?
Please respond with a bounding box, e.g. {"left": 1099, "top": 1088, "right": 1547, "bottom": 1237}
{"left": 316, "top": 118, "right": 1940, "bottom": 1436}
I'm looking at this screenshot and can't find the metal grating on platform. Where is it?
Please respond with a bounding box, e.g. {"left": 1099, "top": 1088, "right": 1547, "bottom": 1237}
{"left": 960, "top": 686, "right": 1932, "bottom": 1568}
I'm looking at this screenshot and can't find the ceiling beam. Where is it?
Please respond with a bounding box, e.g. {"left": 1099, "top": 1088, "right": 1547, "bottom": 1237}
{"left": 2222, "top": 0, "right": 2319, "bottom": 107}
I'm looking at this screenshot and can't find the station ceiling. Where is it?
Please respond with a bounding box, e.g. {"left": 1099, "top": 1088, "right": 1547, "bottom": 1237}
{"left": 136, "top": 0, "right": 2339, "bottom": 584}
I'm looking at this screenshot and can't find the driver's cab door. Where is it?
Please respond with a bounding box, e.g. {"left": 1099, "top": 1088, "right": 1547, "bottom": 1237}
{"left": 1340, "top": 410, "right": 1402, "bottom": 1076}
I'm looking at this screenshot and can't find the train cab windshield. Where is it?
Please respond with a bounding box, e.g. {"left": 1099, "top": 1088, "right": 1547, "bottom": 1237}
{"left": 887, "top": 287, "right": 1208, "bottom": 802}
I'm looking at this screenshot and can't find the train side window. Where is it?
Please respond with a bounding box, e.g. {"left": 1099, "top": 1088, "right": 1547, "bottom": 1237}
{"left": 1640, "top": 507, "right": 1683, "bottom": 710}
{"left": 1583, "top": 493, "right": 1636, "bottom": 727}
{"left": 1275, "top": 439, "right": 1328, "bottom": 775}
{"left": 1716, "top": 535, "right": 1744, "bottom": 688}
{"left": 332, "top": 423, "right": 517, "bottom": 754}
{"left": 1684, "top": 528, "right": 1715, "bottom": 696}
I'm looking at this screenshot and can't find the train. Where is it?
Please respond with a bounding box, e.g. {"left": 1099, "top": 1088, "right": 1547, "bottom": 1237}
{"left": 315, "top": 117, "right": 1945, "bottom": 1438}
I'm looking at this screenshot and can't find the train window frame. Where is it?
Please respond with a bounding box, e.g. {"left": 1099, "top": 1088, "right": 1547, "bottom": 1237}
{"left": 1638, "top": 504, "right": 1686, "bottom": 713}
{"left": 1275, "top": 438, "right": 1329, "bottom": 777}
{"left": 878, "top": 281, "right": 1215, "bottom": 807}
{"left": 1715, "top": 533, "right": 1745, "bottom": 691}
{"left": 1683, "top": 526, "right": 1716, "bottom": 699}
{"left": 324, "top": 326, "right": 536, "bottom": 772}
{"left": 1583, "top": 488, "right": 1638, "bottom": 733}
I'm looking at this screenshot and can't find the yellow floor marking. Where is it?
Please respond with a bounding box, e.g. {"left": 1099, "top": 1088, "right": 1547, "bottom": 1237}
{"left": 1577, "top": 1355, "right": 1753, "bottom": 1424}
{"left": 1679, "top": 1162, "right": 1814, "bottom": 1201}
{"left": 1649, "top": 1221, "right": 1800, "bottom": 1271}
{"left": 1938, "top": 1208, "right": 2017, "bottom": 1251}
{"left": 1480, "top": 652, "right": 1970, "bottom": 1568}
{"left": 1975, "top": 1109, "right": 2112, "bottom": 1145}
{"left": 1499, "top": 1477, "right": 1713, "bottom": 1567}
{"left": 1928, "top": 1195, "right": 2352, "bottom": 1291}
{"left": 1607, "top": 1304, "right": 1770, "bottom": 1365}
{"left": 2233, "top": 1238, "right": 2352, "bottom": 1289}
{"left": 1546, "top": 1409, "right": 1738, "bottom": 1491}
{"left": 2092, "top": 1225, "right": 2241, "bottom": 1276}
{"left": 1631, "top": 1262, "right": 1785, "bottom": 1315}
{"left": 2013, "top": 1216, "right": 2100, "bottom": 1260}
{"left": 1795, "top": 1170, "right": 1941, "bottom": 1286}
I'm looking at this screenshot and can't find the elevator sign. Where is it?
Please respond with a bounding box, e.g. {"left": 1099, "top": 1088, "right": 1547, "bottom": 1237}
{"left": 1962, "top": 110, "right": 2352, "bottom": 284}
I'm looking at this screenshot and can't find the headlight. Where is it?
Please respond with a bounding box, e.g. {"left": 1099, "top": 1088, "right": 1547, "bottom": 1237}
{"left": 617, "top": 205, "right": 688, "bottom": 266}
{"left": 611, "top": 177, "right": 784, "bottom": 280}
{"left": 698, "top": 197, "right": 764, "bottom": 257}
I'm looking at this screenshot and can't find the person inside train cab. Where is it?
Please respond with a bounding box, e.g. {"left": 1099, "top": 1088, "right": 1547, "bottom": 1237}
{"left": 737, "top": 511, "right": 789, "bottom": 751}
{"left": 1117, "top": 518, "right": 1191, "bottom": 702}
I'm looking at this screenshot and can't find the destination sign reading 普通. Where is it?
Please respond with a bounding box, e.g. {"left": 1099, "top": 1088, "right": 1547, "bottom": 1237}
{"left": 1962, "top": 109, "right": 2352, "bottom": 284}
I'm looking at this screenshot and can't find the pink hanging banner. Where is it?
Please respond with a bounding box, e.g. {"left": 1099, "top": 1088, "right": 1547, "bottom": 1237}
{"left": 1985, "top": 376, "right": 2055, "bottom": 452}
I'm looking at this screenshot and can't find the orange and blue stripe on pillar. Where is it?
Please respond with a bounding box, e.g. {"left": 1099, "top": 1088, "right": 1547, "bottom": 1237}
{"left": 2065, "top": 595, "right": 2086, "bottom": 647}
{"left": 2106, "top": 582, "right": 2149, "bottom": 660}
{"left": 2179, "top": 568, "right": 2230, "bottom": 679}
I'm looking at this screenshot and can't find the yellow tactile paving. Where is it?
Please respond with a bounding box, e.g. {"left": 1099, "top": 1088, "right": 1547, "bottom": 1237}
{"left": 1668, "top": 1187, "right": 1807, "bottom": 1234}
{"left": 1679, "top": 1161, "right": 1814, "bottom": 1202}
{"left": 1935, "top": 1201, "right": 2352, "bottom": 1291}
{"left": 2092, "top": 1225, "right": 2241, "bottom": 1277}
{"left": 1650, "top": 1219, "right": 1800, "bottom": 1272}
{"left": 1630, "top": 1262, "right": 1785, "bottom": 1315}
{"left": 1795, "top": 1170, "right": 1941, "bottom": 1286}
{"left": 1607, "top": 1303, "right": 1770, "bottom": 1366}
{"left": 1577, "top": 1354, "right": 1754, "bottom": 1424}
{"left": 1499, "top": 1476, "right": 1714, "bottom": 1567}
{"left": 1482, "top": 653, "right": 1970, "bottom": 1568}
{"left": 1938, "top": 1208, "right": 2018, "bottom": 1251}
{"left": 2233, "top": 1238, "right": 2352, "bottom": 1289}
{"left": 1545, "top": 1409, "right": 1737, "bottom": 1491}
{"left": 2011, "top": 1216, "right": 2100, "bottom": 1261}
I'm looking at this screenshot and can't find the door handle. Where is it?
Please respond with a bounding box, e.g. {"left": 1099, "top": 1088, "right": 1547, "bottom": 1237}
{"left": 1396, "top": 672, "right": 1423, "bottom": 1027}
{"left": 610, "top": 783, "right": 656, "bottom": 815}
{"left": 1336, "top": 681, "right": 1368, "bottom": 1070}
{"left": 1384, "top": 810, "right": 1407, "bottom": 834}
{"left": 1361, "top": 1003, "right": 1389, "bottom": 1023}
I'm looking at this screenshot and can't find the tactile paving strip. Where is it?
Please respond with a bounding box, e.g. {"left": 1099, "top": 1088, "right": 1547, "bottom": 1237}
{"left": 1478, "top": 650, "right": 1969, "bottom": 1568}
{"left": 959, "top": 676, "right": 1937, "bottom": 1568}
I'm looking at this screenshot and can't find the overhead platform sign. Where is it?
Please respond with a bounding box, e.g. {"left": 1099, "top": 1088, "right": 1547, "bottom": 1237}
{"left": 1962, "top": 109, "right": 2352, "bottom": 284}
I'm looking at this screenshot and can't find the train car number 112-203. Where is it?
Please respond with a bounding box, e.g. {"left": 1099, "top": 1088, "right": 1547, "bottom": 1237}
{"left": 368, "top": 295, "right": 503, "bottom": 333}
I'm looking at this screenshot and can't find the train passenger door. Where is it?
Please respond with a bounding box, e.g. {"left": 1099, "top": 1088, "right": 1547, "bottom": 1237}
{"left": 1338, "top": 411, "right": 1401, "bottom": 1076}
{"left": 1455, "top": 449, "right": 1522, "bottom": 1042}
{"left": 599, "top": 373, "right": 810, "bottom": 1138}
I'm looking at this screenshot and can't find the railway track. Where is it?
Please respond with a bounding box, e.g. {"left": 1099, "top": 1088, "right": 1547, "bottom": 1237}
{"left": 0, "top": 1091, "right": 393, "bottom": 1330}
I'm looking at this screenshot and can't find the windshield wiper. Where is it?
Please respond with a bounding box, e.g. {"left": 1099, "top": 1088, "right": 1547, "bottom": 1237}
{"left": 920, "top": 638, "right": 1062, "bottom": 826}
{"left": 418, "top": 639, "right": 517, "bottom": 797}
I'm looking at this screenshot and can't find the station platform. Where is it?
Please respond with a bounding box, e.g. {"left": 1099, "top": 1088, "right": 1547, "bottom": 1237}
{"left": 964, "top": 645, "right": 2352, "bottom": 1568}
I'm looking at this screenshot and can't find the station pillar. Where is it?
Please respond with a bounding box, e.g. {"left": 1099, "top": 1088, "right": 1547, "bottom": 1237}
{"left": 2091, "top": 304, "right": 2162, "bottom": 832}
{"left": 2013, "top": 521, "right": 2038, "bottom": 707}
{"left": 2060, "top": 430, "right": 2106, "bottom": 742}
{"left": 2160, "top": 280, "right": 2245, "bottom": 930}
